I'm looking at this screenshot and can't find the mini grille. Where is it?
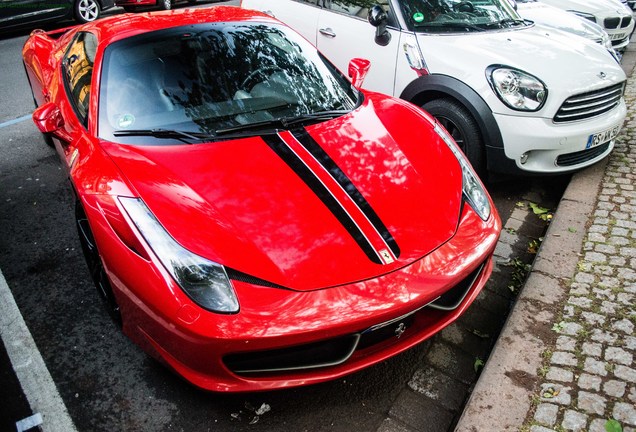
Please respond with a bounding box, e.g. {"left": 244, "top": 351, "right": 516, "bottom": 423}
{"left": 554, "top": 83, "right": 624, "bottom": 123}
{"left": 556, "top": 142, "right": 611, "bottom": 167}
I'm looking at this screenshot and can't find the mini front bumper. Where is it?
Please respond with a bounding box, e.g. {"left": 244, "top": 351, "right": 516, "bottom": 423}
{"left": 493, "top": 101, "right": 626, "bottom": 174}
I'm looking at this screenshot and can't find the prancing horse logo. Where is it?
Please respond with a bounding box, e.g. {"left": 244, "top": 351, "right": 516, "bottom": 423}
{"left": 395, "top": 322, "right": 406, "bottom": 339}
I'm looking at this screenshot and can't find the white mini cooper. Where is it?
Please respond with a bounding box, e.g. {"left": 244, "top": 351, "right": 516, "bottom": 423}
{"left": 241, "top": 0, "right": 626, "bottom": 177}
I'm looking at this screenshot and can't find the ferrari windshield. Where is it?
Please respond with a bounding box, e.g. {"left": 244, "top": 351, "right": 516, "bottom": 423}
{"left": 98, "top": 22, "right": 358, "bottom": 144}
{"left": 398, "top": 0, "right": 527, "bottom": 33}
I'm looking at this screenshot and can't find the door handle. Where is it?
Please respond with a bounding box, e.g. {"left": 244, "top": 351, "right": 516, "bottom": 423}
{"left": 319, "top": 27, "right": 336, "bottom": 37}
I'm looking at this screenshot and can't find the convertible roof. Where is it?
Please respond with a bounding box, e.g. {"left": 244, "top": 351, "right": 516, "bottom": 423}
{"left": 83, "top": 6, "right": 277, "bottom": 44}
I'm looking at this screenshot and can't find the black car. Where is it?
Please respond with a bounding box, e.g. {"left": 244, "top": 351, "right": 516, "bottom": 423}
{"left": 0, "top": 0, "right": 114, "bottom": 32}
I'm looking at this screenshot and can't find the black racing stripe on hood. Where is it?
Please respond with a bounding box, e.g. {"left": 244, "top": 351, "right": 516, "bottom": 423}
{"left": 261, "top": 134, "right": 383, "bottom": 265}
{"left": 290, "top": 128, "right": 400, "bottom": 258}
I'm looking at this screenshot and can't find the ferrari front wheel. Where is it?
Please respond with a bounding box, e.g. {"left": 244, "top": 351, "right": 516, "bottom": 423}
{"left": 75, "top": 201, "right": 122, "bottom": 326}
{"left": 74, "top": 0, "right": 101, "bottom": 23}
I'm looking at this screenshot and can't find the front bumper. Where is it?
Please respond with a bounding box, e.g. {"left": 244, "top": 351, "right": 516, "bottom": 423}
{"left": 493, "top": 101, "right": 626, "bottom": 174}
{"left": 87, "top": 195, "right": 500, "bottom": 392}
{"left": 602, "top": 17, "right": 634, "bottom": 50}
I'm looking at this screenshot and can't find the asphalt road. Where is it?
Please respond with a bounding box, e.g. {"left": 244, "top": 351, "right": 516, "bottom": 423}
{"left": 0, "top": 5, "right": 594, "bottom": 431}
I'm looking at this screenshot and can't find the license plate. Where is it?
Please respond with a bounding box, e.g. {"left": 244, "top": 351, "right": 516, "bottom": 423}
{"left": 611, "top": 32, "right": 626, "bottom": 40}
{"left": 586, "top": 125, "right": 620, "bottom": 149}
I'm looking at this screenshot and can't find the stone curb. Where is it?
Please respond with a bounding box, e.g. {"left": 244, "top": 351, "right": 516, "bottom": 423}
{"left": 454, "top": 157, "right": 609, "bottom": 431}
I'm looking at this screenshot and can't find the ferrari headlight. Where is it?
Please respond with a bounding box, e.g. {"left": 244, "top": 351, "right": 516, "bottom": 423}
{"left": 487, "top": 66, "right": 547, "bottom": 111}
{"left": 434, "top": 124, "right": 491, "bottom": 221}
{"left": 119, "top": 197, "right": 239, "bottom": 313}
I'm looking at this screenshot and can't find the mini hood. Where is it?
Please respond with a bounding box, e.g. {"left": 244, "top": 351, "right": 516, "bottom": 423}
{"left": 103, "top": 95, "right": 466, "bottom": 290}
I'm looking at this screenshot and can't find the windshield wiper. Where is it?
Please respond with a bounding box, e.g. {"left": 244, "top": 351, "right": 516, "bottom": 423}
{"left": 215, "top": 110, "right": 351, "bottom": 135}
{"left": 493, "top": 18, "right": 527, "bottom": 28}
{"left": 414, "top": 21, "right": 486, "bottom": 32}
{"left": 113, "top": 128, "right": 211, "bottom": 144}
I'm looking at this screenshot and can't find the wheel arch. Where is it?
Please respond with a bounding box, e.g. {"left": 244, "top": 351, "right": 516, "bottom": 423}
{"left": 399, "top": 74, "right": 505, "bottom": 152}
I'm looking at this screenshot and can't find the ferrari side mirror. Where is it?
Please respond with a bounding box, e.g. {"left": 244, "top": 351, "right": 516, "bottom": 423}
{"left": 32, "top": 102, "right": 72, "bottom": 142}
{"left": 348, "top": 58, "right": 371, "bottom": 89}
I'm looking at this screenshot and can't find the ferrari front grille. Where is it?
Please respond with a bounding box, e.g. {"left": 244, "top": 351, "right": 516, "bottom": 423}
{"left": 427, "top": 263, "right": 484, "bottom": 311}
{"left": 223, "top": 260, "right": 486, "bottom": 376}
{"left": 224, "top": 334, "right": 360, "bottom": 374}
{"left": 554, "top": 83, "right": 624, "bottom": 123}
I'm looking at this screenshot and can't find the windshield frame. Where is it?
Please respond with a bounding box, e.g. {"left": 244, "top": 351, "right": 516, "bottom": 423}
{"left": 97, "top": 21, "right": 361, "bottom": 145}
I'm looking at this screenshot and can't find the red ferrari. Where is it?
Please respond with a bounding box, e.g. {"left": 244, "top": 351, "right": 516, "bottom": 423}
{"left": 22, "top": 6, "right": 501, "bottom": 392}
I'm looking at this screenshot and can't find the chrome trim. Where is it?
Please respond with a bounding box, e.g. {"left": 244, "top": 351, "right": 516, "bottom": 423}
{"left": 555, "top": 101, "right": 621, "bottom": 120}
{"left": 562, "top": 87, "right": 622, "bottom": 105}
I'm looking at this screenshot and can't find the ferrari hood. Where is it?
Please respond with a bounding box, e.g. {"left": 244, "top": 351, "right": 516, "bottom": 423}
{"left": 104, "top": 95, "right": 465, "bottom": 290}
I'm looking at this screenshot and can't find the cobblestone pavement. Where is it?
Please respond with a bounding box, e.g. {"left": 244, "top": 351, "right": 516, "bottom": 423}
{"left": 520, "top": 69, "right": 636, "bottom": 431}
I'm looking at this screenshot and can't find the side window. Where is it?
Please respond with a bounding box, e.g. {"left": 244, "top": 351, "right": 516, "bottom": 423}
{"left": 323, "top": 1, "right": 393, "bottom": 23}
{"left": 62, "top": 32, "right": 97, "bottom": 126}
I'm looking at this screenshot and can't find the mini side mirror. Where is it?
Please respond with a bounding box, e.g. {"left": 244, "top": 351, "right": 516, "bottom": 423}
{"left": 368, "top": 5, "right": 391, "bottom": 46}
{"left": 348, "top": 58, "right": 371, "bottom": 89}
{"left": 32, "top": 102, "right": 72, "bottom": 142}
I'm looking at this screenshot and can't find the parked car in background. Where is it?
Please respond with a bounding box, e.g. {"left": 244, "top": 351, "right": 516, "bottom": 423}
{"left": 0, "top": 0, "right": 112, "bottom": 31}
{"left": 516, "top": 0, "right": 617, "bottom": 59}
{"left": 22, "top": 6, "right": 502, "bottom": 391}
{"left": 114, "top": 0, "right": 194, "bottom": 12}
{"left": 241, "top": 0, "right": 626, "bottom": 177}
{"left": 539, "top": 0, "right": 634, "bottom": 51}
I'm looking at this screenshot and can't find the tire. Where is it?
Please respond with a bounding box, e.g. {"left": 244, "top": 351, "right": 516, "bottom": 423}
{"left": 76, "top": 201, "right": 122, "bottom": 326}
{"left": 159, "top": 0, "right": 171, "bottom": 10}
{"left": 422, "top": 98, "right": 486, "bottom": 179}
{"left": 123, "top": 5, "right": 136, "bottom": 11}
{"left": 74, "top": 0, "right": 101, "bottom": 23}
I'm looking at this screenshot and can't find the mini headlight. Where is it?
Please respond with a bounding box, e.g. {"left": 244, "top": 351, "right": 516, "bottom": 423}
{"left": 434, "top": 124, "right": 491, "bottom": 221}
{"left": 119, "top": 197, "right": 239, "bottom": 313}
{"left": 487, "top": 66, "right": 547, "bottom": 111}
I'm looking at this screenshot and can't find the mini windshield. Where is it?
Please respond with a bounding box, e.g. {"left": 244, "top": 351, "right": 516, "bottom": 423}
{"left": 98, "top": 22, "right": 359, "bottom": 144}
{"left": 398, "top": 0, "right": 527, "bottom": 33}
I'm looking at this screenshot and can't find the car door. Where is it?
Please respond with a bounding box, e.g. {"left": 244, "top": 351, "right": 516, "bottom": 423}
{"left": 316, "top": 1, "right": 400, "bottom": 95}
{"left": 0, "top": 0, "right": 43, "bottom": 28}
{"left": 241, "top": 0, "right": 321, "bottom": 45}
{"left": 0, "top": 0, "right": 67, "bottom": 30}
